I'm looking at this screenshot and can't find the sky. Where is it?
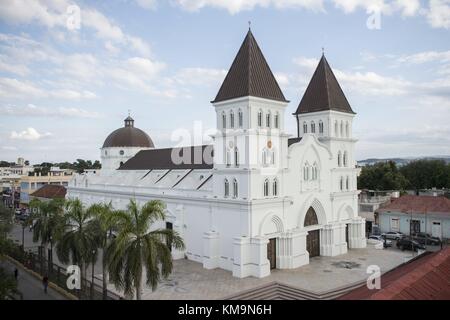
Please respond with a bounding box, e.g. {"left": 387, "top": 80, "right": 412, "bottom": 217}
{"left": 0, "top": 0, "right": 449, "bottom": 164}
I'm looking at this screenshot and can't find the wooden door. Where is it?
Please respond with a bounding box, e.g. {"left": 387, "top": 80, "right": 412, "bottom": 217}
{"left": 307, "top": 230, "right": 320, "bottom": 257}
{"left": 267, "top": 238, "right": 276, "bottom": 269}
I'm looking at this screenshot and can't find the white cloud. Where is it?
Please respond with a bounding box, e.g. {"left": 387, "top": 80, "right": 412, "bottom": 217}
{"left": 173, "top": 0, "right": 325, "bottom": 14}
{"left": 0, "top": 1, "right": 153, "bottom": 56}
{"left": 397, "top": 50, "right": 450, "bottom": 64}
{"left": 0, "top": 77, "right": 97, "bottom": 100}
{"left": 1, "top": 146, "right": 17, "bottom": 151}
{"left": 0, "top": 103, "right": 103, "bottom": 119}
{"left": 10, "top": 127, "right": 52, "bottom": 141}
{"left": 0, "top": 78, "right": 45, "bottom": 98}
{"left": 173, "top": 68, "right": 227, "bottom": 86}
{"left": 427, "top": 0, "right": 450, "bottom": 29}
{"left": 135, "top": 0, "right": 158, "bottom": 10}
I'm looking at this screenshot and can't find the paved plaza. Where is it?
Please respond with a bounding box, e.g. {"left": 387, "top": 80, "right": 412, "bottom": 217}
{"left": 106, "top": 244, "right": 416, "bottom": 300}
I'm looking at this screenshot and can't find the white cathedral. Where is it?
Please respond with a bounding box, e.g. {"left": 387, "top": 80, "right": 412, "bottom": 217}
{"left": 67, "top": 30, "right": 366, "bottom": 278}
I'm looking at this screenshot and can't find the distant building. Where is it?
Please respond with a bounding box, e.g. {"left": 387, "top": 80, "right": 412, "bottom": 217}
{"left": 20, "top": 167, "right": 73, "bottom": 204}
{"left": 375, "top": 195, "right": 450, "bottom": 239}
{"left": 359, "top": 190, "right": 397, "bottom": 235}
{"left": 339, "top": 247, "right": 450, "bottom": 300}
{"left": 0, "top": 157, "right": 34, "bottom": 208}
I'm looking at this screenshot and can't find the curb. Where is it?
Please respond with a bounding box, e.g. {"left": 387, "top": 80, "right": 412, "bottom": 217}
{"left": 5, "top": 255, "right": 79, "bottom": 300}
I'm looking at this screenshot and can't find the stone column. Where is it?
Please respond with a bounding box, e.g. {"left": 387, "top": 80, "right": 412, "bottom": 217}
{"left": 320, "top": 223, "right": 348, "bottom": 256}
{"left": 232, "top": 236, "right": 270, "bottom": 278}
{"left": 348, "top": 217, "right": 367, "bottom": 249}
{"left": 277, "top": 229, "right": 308, "bottom": 268}
{"left": 202, "top": 231, "right": 220, "bottom": 269}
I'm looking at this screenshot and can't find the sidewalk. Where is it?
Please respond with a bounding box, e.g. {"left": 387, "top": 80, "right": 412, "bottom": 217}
{"left": 1, "top": 260, "right": 67, "bottom": 300}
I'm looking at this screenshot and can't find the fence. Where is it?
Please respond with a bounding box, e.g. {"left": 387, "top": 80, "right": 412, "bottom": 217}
{"left": 6, "top": 243, "right": 123, "bottom": 300}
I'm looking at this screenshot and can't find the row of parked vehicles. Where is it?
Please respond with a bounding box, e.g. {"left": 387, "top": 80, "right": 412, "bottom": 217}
{"left": 368, "top": 231, "right": 441, "bottom": 252}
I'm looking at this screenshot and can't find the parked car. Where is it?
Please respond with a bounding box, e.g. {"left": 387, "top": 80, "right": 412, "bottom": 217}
{"left": 368, "top": 235, "right": 392, "bottom": 247}
{"left": 396, "top": 237, "right": 426, "bottom": 251}
{"left": 412, "top": 232, "right": 441, "bottom": 246}
{"left": 381, "top": 231, "right": 404, "bottom": 240}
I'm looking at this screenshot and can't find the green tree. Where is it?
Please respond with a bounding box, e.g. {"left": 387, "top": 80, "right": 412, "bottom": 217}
{"left": 88, "top": 202, "right": 122, "bottom": 299}
{"left": 29, "top": 198, "right": 65, "bottom": 260}
{"left": 400, "top": 160, "right": 450, "bottom": 191}
{"left": 0, "top": 203, "right": 14, "bottom": 258}
{"left": 106, "top": 199, "right": 185, "bottom": 300}
{"left": 55, "top": 199, "right": 97, "bottom": 292}
{"left": 358, "top": 161, "right": 409, "bottom": 191}
{"left": 0, "top": 267, "right": 20, "bottom": 300}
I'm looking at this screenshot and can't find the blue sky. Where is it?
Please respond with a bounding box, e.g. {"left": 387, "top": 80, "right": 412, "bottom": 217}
{"left": 0, "top": 0, "right": 449, "bottom": 164}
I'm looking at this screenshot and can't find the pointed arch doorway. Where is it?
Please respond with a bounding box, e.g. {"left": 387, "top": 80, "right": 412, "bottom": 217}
{"left": 304, "top": 207, "right": 320, "bottom": 258}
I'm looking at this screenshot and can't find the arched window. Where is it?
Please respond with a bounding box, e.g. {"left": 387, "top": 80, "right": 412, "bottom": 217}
{"left": 266, "top": 112, "right": 271, "bottom": 128}
{"left": 346, "top": 176, "right": 349, "bottom": 190}
{"left": 343, "top": 151, "right": 348, "bottom": 167}
{"left": 335, "top": 121, "right": 338, "bottom": 137}
{"left": 340, "top": 176, "right": 344, "bottom": 191}
{"left": 303, "top": 122, "right": 308, "bottom": 134}
{"left": 226, "top": 149, "right": 231, "bottom": 167}
{"left": 233, "top": 179, "right": 238, "bottom": 198}
{"left": 273, "top": 179, "right": 278, "bottom": 196}
{"left": 311, "top": 121, "right": 315, "bottom": 133}
{"left": 340, "top": 121, "right": 344, "bottom": 136}
{"left": 263, "top": 179, "right": 269, "bottom": 197}
{"left": 319, "top": 120, "right": 323, "bottom": 134}
{"left": 238, "top": 109, "right": 243, "bottom": 128}
{"left": 303, "top": 163, "right": 309, "bottom": 181}
{"left": 230, "top": 110, "right": 234, "bottom": 128}
{"left": 258, "top": 110, "right": 263, "bottom": 127}
{"left": 274, "top": 112, "right": 279, "bottom": 129}
{"left": 346, "top": 122, "right": 349, "bottom": 137}
{"left": 338, "top": 151, "right": 342, "bottom": 167}
{"left": 234, "top": 147, "right": 239, "bottom": 167}
{"left": 222, "top": 112, "right": 226, "bottom": 129}
{"left": 224, "top": 179, "right": 229, "bottom": 197}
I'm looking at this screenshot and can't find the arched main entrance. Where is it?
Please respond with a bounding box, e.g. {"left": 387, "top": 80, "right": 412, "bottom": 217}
{"left": 304, "top": 207, "right": 320, "bottom": 257}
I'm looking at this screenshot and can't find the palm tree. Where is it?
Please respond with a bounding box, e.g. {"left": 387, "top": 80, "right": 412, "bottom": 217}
{"left": 88, "top": 202, "right": 122, "bottom": 299}
{"left": 106, "top": 199, "right": 185, "bottom": 300}
{"left": 29, "top": 198, "right": 65, "bottom": 260}
{"left": 55, "top": 198, "right": 97, "bottom": 292}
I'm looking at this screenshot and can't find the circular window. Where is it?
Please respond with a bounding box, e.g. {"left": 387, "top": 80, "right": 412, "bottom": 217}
{"left": 119, "top": 150, "right": 124, "bottom": 155}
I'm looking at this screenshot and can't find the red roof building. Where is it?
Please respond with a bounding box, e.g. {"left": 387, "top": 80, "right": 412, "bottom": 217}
{"left": 377, "top": 195, "right": 450, "bottom": 216}
{"left": 339, "top": 247, "right": 450, "bottom": 300}
{"left": 30, "top": 184, "right": 66, "bottom": 199}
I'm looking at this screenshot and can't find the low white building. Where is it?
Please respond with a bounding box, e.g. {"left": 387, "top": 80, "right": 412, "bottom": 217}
{"left": 67, "top": 30, "right": 366, "bottom": 278}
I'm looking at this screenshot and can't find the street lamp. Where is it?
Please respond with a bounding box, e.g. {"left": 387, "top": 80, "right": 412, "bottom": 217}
{"left": 91, "top": 249, "right": 96, "bottom": 300}
{"left": 48, "top": 235, "right": 53, "bottom": 275}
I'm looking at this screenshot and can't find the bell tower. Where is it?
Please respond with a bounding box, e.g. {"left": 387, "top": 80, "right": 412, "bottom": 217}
{"left": 210, "top": 29, "right": 290, "bottom": 201}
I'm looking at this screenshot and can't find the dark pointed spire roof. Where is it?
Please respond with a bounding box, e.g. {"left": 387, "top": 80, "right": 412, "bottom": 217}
{"left": 212, "top": 30, "right": 288, "bottom": 103}
{"left": 294, "top": 55, "right": 355, "bottom": 114}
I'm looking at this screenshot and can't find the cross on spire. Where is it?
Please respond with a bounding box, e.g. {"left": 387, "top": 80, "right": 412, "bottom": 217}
{"left": 248, "top": 20, "right": 251, "bottom": 31}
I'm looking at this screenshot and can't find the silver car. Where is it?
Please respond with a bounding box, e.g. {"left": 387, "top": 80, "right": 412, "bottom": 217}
{"left": 381, "top": 231, "right": 404, "bottom": 240}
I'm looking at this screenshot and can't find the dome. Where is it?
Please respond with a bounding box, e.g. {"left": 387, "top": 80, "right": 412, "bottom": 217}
{"left": 102, "top": 116, "right": 154, "bottom": 148}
